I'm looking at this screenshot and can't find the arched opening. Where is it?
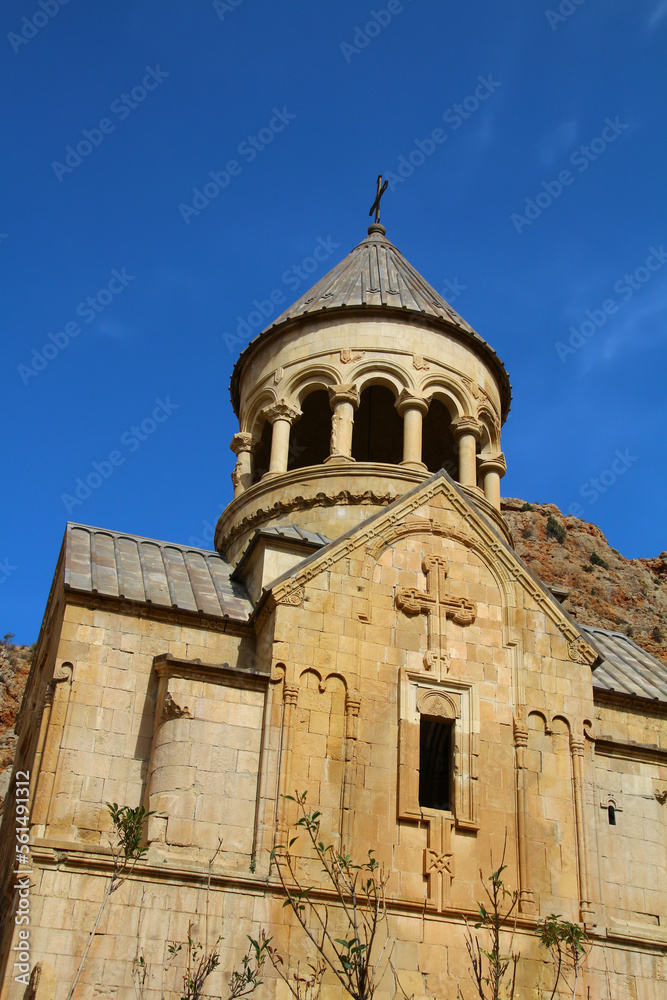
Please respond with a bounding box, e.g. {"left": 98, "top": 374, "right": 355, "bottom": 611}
{"left": 422, "top": 399, "right": 457, "bottom": 476}
{"left": 288, "top": 389, "right": 331, "bottom": 470}
{"left": 252, "top": 421, "right": 272, "bottom": 483}
{"left": 351, "top": 385, "right": 403, "bottom": 464}
{"left": 608, "top": 805, "right": 616, "bottom": 826}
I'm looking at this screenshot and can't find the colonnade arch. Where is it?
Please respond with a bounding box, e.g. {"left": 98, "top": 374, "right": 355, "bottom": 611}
{"left": 235, "top": 378, "right": 505, "bottom": 510}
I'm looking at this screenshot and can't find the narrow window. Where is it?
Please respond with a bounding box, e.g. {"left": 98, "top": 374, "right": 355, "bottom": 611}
{"left": 419, "top": 717, "right": 453, "bottom": 811}
{"left": 608, "top": 805, "right": 616, "bottom": 826}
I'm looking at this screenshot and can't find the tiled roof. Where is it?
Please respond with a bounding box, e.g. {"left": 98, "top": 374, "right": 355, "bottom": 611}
{"left": 584, "top": 625, "right": 667, "bottom": 703}
{"left": 258, "top": 525, "right": 332, "bottom": 546}
{"left": 230, "top": 227, "right": 512, "bottom": 418}
{"left": 64, "top": 524, "right": 253, "bottom": 621}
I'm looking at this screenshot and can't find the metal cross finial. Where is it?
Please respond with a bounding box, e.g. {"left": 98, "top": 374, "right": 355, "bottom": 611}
{"left": 369, "top": 174, "right": 388, "bottom": 224}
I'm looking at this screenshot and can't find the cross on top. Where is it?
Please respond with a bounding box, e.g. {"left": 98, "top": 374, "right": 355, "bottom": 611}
{"left": 395, "top": 555, "right": 476, "bottom": 674}
{"left": 369, "top": 174, "right": 388, "bottom": 224}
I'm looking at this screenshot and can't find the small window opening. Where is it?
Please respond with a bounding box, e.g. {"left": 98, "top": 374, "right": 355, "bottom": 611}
{"left": 419, "top": 717, "right": 453, "bottom": 811}
{"left": 608, "top": 805, "right": 616, "bottom": 826}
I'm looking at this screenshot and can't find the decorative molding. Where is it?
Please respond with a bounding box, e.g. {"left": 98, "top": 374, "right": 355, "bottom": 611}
{"left": 65, "top": 590, "right": 253, "bottom": 637}
{"left": 277, "top": 588, "right": 304, "bottom": 607}
{"left": 451, "top": 416, "right": 483, "bottom": 441}
{"left": 52, "top": 661, "right": 73, "bottom": 686}
{"left": 424, "top": 848, "right": 453, "bottom": 879}
{"left": 229, "top": 432, "right": 256, "bottom": 456}
{"left": 221, "top": 488, "right": 401, "bottom": 552}
{"left": 340, "top": 349, "right": 364, "bottom": 364}
{"left": 328, "top": 383, "right": 360, "bottom": 409}
{"left": 418, "top": 689, "right": 460, "bottom": 719}
{"left": 261, "top": 399, "right": 301, "bottom": 425}
{"left": 395, "top": 388, "right": 429, "bottom": 418}
{"left": 412, "top": 355, "right": 430, "bottom": 371}
{"left": 566, "top": 635, "right": 598, "bottom": 666}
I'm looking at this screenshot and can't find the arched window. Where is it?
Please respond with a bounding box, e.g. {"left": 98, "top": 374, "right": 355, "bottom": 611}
{"left": 422, "top": 398, "right": 457, "bottom": 476}
{"left": 351, "top": 385, "right": 403, "bottom": 464}
{"left": 252, "top": 421, "right": 272, "bottom": 483}
{"left": 288, "top": 390, "right": 331, "bottom": 470}
{"left": 419, "top": 716, "right": 453, "bottom": 811}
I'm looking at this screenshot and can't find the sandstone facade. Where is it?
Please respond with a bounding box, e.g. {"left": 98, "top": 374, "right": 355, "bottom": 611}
{"left": 1, "top": 224, "right": 665, "bottom": 1000}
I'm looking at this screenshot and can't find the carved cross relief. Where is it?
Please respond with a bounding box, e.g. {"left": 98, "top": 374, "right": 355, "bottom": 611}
{"left": 395, "top": 555, "right": 476, "bottom": 676}
{"left": 424, "top": 814, "right": 454, "bottom": 912}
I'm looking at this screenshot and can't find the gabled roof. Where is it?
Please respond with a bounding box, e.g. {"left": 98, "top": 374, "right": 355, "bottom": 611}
{"left": 64, "top": 523, "right": 253, "bottom": 622}
{"left": 584, "top": 625, "right": 667, "bottom": 704}
{"left": 230, "top": 227, "right": 512, "bottom": 418}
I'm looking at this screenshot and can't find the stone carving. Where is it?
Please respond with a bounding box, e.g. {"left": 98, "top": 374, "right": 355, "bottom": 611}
{"left": 161, "top": 693, "right": 191, "bottom": 722}
{"left": 418, "top": 689, "right": 459, "bottom": 719}
{"left": 220, "top": 489, "right": 400, "bottom": 551}
{"left": 395, "top": 554, "right": 476, "bottom": 674}
{"left": 655, "top": 790, "right": 667, "bottom": 804}
{"left": 424, "top": 848, "right": 453, "bottom": 878}
{"left": 340, "top": 349, "right": 364, "bottom": 364}
{"left": 52, "top": 661, "right": 73, "bottom": 685}
{"left": 277, "top": 588, "right": 304, "bottom": 607}
{"left": 567, "top": 636, "right": 598, "bottom": 665}
{"left": 261, "top": 399, "right": 301, "bottom": 425}
{"left": 413, "top": 354, "right": 430, "bottom": 370}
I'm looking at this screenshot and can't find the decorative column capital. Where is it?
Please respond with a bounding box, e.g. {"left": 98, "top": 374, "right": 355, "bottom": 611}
{"left": 478, "top": 453, "right": 507, "bottom": 478}
{"left": 328, "top": 383, "right": 360, "bottom": 409}
{"left": 570, "top": 736, "right": 586, "bottom": 758}
{"left": 283, "top": 684, "right": 299, "bottom": 707}
{"left": 513, "top": 720, "right": 529, "bottom": 749}
{"left": 395, "top": 388, "right": 429, "bottom": 417}
{"left": 229, "top": 431, "right": 257, "bottom": 456}
{"left": 451, "top": 416, "right": 483, "bottom": 441}
{"left": 261, "top": 399, "right": 301, "bottom": 425}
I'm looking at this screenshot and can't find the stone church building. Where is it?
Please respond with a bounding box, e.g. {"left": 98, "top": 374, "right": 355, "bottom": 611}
{"left": 2, "top": 221, "right": 666, "bottom": 999}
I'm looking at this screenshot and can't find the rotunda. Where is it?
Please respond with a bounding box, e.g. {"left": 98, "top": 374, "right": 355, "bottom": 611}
{"left": 216, "top": 221, "right": 512, "bottom": 563}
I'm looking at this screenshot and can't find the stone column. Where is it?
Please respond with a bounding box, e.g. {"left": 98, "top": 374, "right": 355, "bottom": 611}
{"left": 229, "top": 432, "right": 256, "bottom": 497}
{"left": 276, "top": 683, "right": 299, "bottom": 844}
{"left": 571, "top": 735, "right": 595, "bottom": 926}
{"left": 478, "top": 453, "right": 507, "bottom": 511}
{"left": 261, "top": 400, "right": 301, "bottom": 476}
{"left": 396, "top": 390, "right": 429, "bottom": 469}
{"left": 513, "top": 720, "right": 535, "bottom": 913}
{"left": 451, "top": 417, "right": 483, "bottom": 488}
{"left": 325, "top": 384, "right": 359, "bottom": 463}
{"left": 341, "top": 690, "right": 361, "bottom": 847}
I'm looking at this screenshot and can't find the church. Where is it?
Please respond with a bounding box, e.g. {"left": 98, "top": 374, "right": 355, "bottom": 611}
{"left": 1, "top": 207, "right": 666, "bottom": 1000}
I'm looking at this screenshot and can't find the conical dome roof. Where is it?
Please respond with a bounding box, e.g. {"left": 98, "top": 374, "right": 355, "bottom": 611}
{"left": 268, "top": 225, "right": 475, "bottom": 333}
{"left": 230, "top": 225, "right": 511, "bottom": 417}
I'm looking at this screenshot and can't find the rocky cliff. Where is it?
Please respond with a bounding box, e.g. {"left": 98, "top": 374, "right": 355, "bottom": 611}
{"left": 0, "top": 641, "right": 32, "bottom": 813}
{"left": 503, "top": 498, "right": 667, "bottom": 665}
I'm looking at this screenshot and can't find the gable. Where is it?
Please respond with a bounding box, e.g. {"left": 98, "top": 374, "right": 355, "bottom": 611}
{"left": 261, "top": 469, "right": 600, "bottom": 670}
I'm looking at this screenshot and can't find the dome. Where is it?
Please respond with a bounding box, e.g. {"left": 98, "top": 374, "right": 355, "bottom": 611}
{"left": 230, "top": 226, "right": 511, "bottom": 419}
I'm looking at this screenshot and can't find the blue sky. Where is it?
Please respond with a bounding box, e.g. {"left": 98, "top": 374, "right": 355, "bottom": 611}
{"left": 2, "top": 0, "right": 666, "bottom": 643}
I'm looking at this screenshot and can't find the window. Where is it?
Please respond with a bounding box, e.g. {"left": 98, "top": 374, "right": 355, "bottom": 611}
{"left": 419, "top": 717, "right": 453, "bottom": 811}
{"left": 608, "top": 805, "right": 616, "bottom": 826}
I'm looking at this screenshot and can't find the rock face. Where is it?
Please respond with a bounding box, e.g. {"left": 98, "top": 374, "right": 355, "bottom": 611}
{"left": 503, "top": 498, "right": 667, "bottom": 665}
{"left": 0, "top": 643, "right": 32, "bottom": 814}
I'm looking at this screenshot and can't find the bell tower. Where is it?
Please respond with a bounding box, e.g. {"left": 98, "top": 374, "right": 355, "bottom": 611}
{"left": 215, "top": 215, "right": 512, "bottom": 565}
